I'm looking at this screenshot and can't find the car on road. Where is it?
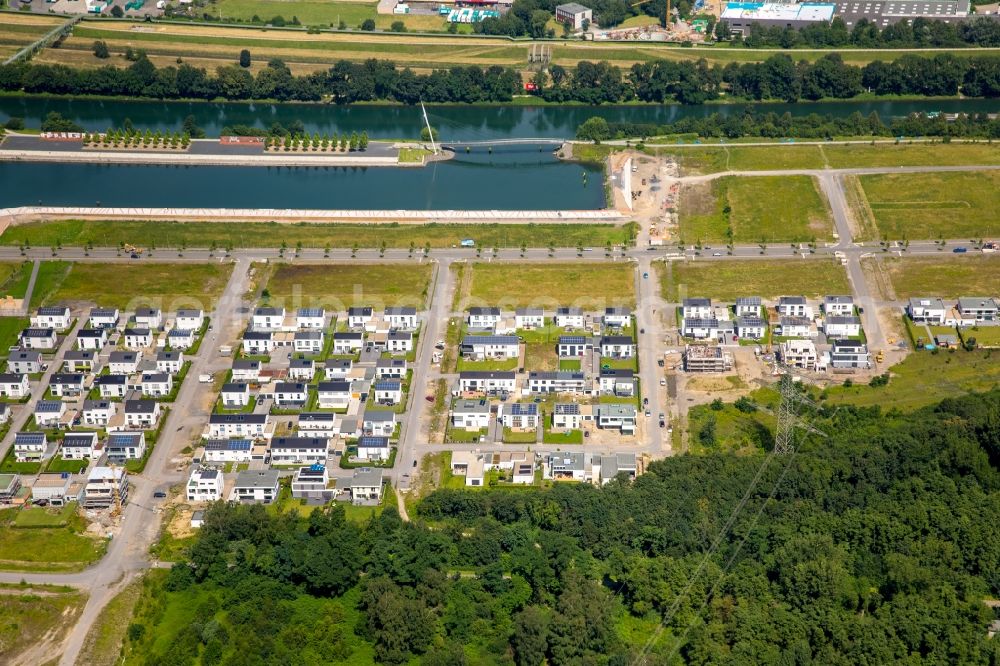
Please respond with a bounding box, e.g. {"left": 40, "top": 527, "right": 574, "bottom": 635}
{"left": 659, "top": 413, "right": 665, "bottom": 420}
{"left": 130, "top": 253, "right": 140, "bottom": 259}
{"left": 660, "top": 378, "right": 666, "bottom": 386}
{"left": 425, "top": 395, "right": 434, "bottom": 402}
{"left": 640, "top": 328, "right": 645, "bottom": 334}
{"left": 657, "top": 359, "right": 665, "bottom": 367}
{"left": 659, "top": 420, "right": 665, "bottom": 428}
{"left": 643, "top": 397, "right": 649, "bottom": 406}
{"left": 953, "top": 247, "right": 968, "bottom": 253}
{"left": 642, "top": 272, "right": 649, "bottom": 279}
{"left": 713, "top": 252, "right": 722, "bottom": 256}
{"left": 412, "top": 459, "right": 418, "bottom": 467}
{"left": 153, "top": 491, "right": 167, "bottom": 498}
{"left": 584, "top": 431, "right": 590, "bottom": 438}
{"left": 644, "top": 409, "right": 651, "bottom": 417}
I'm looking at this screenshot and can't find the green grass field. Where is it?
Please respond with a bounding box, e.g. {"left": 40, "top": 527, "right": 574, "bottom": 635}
{"left": 873, "top": 255, "right": 1000, "bottom": 299}
{"left": 824, "top": 348, "right": 1000, "bottom": 410}
{"left": 821, "top": 142, "right": 1000, "bottom": 168}
{"left": 671, "top": 142, "right": 1000, "bottom": 176}
{"left": 0, "top": 317, "right": 28, "bottom": 353}
{"left": 679, "top": 176, "right": 833, "bottom": 244}
{"left": 40, "top": 262, "right": 233, "bottom": 310}
{"left": 13, "top": 503, "right": 78, "bottom": 528}
{"left": 662, "top": 258, "right": 850, "bottom": 302}
{"left": 857, "top": 171, "right": 1000, "bottom": 240}
{"left": 0, "top": 261, "right": 32, "bottom": 298}
{"left": 0, "top": 220, "right": 636, "bottom": 250}
{"left": 465, "top": 262, "right": 635, "bottom": 308}
{"left": 0, "top": 582, "right": 87, "bottom": 665}
{"left": 264, "top": 262, "right": 432, "bottom": 308}
{"left": 0, "top": 506, "right": 107, "bottom": 572}
{"left": 214, "top": 0, "right": 376, "bottom": 25}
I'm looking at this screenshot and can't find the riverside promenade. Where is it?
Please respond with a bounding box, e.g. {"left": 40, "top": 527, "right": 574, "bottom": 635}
{"left": 0, "top": 206, "right": 625, "bottom": 225}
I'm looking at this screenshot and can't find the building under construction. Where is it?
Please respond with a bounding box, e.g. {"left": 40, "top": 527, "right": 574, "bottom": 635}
{"left": 81, "top": 466, "right": 129, "bottom": 509}
{"left": 684, "top": 344, "right": 734, "bottom": 373}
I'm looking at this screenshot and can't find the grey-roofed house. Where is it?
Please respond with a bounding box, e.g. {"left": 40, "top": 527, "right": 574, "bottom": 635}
{"left": 357, "top": 436, "right": 391, "bottom": 462}
{"left": 450, "top": 398, "right": 490, "bottom": 431}
{"left": 552, "top": 403, "right": 582, "bottom": 429}
{"left": 735, "top": 296, "right": 762, "bottom": 317}
{"left": 467, "top": 307, "right": 502, "bottom": 329}
{"left": 14, "top": 431, "right": 46, "bottom": 462}
{"left": 363, "top": 410, "right": 396, "bottom": 437}
{"left": 107, "top": 432, "right": 146, "bottom": 460}
{"left": 603, "top": 307, "right": 632, "bottom": 328}
{"left": 458, "top": 371, "right": 516, "bottom": 395}
{"left": 34, "top": 400, "right": 65, "bottom": 429}
{"left": 823, "top": 295, "right": 854, "bottom": 316}
{"left": 0, "top": 373, "right": 29, "bottom": 399}
{"left": 373, "top": 380, "right": 402, "bottom": 405}
{"left": 501, "top": 402, "right": 539, "bottom": 430}
{"left": 221, "top": 383, "right": 251, "bottom": 409}
{"left": 124, "top": 328, "right": 153, "bottom": 350}
{"left": 594, "top": 403, "right": 637, "bottom": 434}
{"left": 157, "top": 351, "right": 184, "bottom": 374}
{"left": 957, "top": 297, "right": 999, "bottom": 322}
{"left": 597, "top": 453, "right": 637, "bottom": 485}
{"left": 294, "top": 330, "right": 324, "bottom": 354}
{"left": 63, "top": 350, "right": 96, "bottom": 372}
{"left": 600, "top": 335, "right": 635, "bottom": 358}
{"left": 555, "top": 1, "right": 592, "bottom": 29}
{"left": 338, "top": 467, "right": 384, "bottom": 503}
{"left": 76, "top": 328, "right": 108, "bottom": 351}
{"left": 270, "top": 437, "right": 328, "bottom": 465}
{"left": 292, "top": 465, "right": 333, "bottom": 502}
{"left": 108, "top": 351, "right": 141, "bottom": 375}
{"left": 8, "top": 350, "right": 42, "bottom": 375}
{"left": 289, "top": 358, "right": 316, "bottom": 381}
{"left": 385, "top": 306, "right": 418, "bottom": 329}
{"left": 527, "top": 371, "right": 587, "bottom": 394}
{"left": 515, "top": 307, "right": 545, "bottom": 329}
{"left": 232, "top": 470, "right": 280, "bottom": 504}
{"left": 96, "top": 374, "right": 128, "bottom": 399}
{"left": 20, "top": 328, "right": 57, "bottom": 350}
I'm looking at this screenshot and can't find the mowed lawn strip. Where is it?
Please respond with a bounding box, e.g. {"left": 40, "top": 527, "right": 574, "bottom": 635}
{"left": 0, "top": 220, "right": 635, "bottom": 250}
{"left": 857, "top": 171, "right": 1000, "bottom": 240}
{"left": 679, "top": 176, "right": 833, "bottom": 244}
{"left": 876, "top": 255, "right": 1000, "bottom": 299}
{"left": 43, "top": 262, "right": 233, "bottom": 310}
{"left": 265, "top": 263, "right": 432, "bottom": 308}
{"left": 662, "top": 259, "right": 850, "bottom": 301}
{"left": 467, "top": 262, "right": 635, "bottom": 309}
{"left": 822, "top": 143, "right": 1000, "bottom": 168}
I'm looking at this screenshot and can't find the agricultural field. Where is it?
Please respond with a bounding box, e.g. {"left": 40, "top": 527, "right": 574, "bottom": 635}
{"left": 869, "top": 255, "right": 1000, "bottom": 300}
{"left": 40, "top": 262, "right": 234, "bottom": 310}
{"left": 0, "top": 219, "right": 635, "bottom": 250}
{"left": 30, "top": 18, "right": 997, "bottom": 73}
{"left": 0, "top": 504, "right": 107, "bottom": 572}
{"left": 263, "top": 262, "right": 433, "bottom": 308}
{"left": 463, "top": 262, "right": 635, "bottom": 308}
{"left": 855, "top": 171, "right": 1000, "bottom": 240}
{"left": 0, "top": 13, "right": 66, "bottom": 59}
{"left": 662, "top": 258, "right": 850, "bottom": 301}
{"left": 0, "top": 581, "right": 87, "bottom": 665}
{"left": 678, "top": 176, "right": 833, "bottom": 244}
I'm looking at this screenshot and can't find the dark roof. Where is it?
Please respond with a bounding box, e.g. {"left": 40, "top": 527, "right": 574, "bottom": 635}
{"left": 50, "top": 373, "right": 84, "bottom": 384}
{"left": 35, "top": 400, "right": 63, "bottom": 413}
{"left": 272, "top": 437, "right": 327, "bottom": 449}
{"left": 461, "top": 335, "right": 518, "bottom": 346}
{"left": 209, "top": 413, "right": 267, "bottom": 424}
{"left": 559, "top": 335, "right": 590, "bottom": 345}
{"left": 318, "top": 381, "right": 351, "bottom": 392}
{"left": 222, "top": 382, "right": 249, "bottom": 393}
{"left": 15, "top": 432, "right": 46, "bottom": 445}
{"left": 297, "top": 307, "right": 325, "bottom": 317}
{"left": 275, "top": 382, "right": 306, "bottom": 392}
{"left": 358, "top": 436, "right": 390, "bottom": 447}
{"left": 0, "top": 373, "right": 26, "bottom": 383}
{"left": 600, "top": 336, "right": 634, "bottom": 345}
{"left": 508, "top": 403, "right": 538, "bottom": 416}
{"left": 96, "top": 374, "right": 127, "bottom": 385}
{"left": 204, "top": 439, "right": 252, "bottom": 451}
{"left": 125, "top": 400, "right": 158, "bottom": 413}
{"left": 125, "top": 327, "right": 151, "bottom": 336}
{"left": 108, "top": 432, "right": 143, "bottom": 447}
{"left": 232, "top": 360, "right": 261, "bottom": 370}
{"left": 683, "top": 297, "right": 711, "bottom": 307}
{"left": 63, "top": 432, "right": 97, "bottom": 446}
{"left": 459, "top": 371, "right": 515, "bottom": 380}
{"left": 21, "top": 328, "right": 55, "bottom": 337}
{"left": 109, "top": 351, "right": 138, "bottom": 362}
{"left": 374, "top": 380, "right": 401, "bottom": 391}
{"left": 468, "top": 307, "right": 500, "bottom": 316}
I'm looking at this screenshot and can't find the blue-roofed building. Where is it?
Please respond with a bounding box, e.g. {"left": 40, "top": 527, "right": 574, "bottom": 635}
{"left": 14, "top": 431, "right": 47, "bottom": 462}
{"left": 558, "top": 335, "right": 593, "bottom": 357}
{"left": 501, "top": 403, "right": 539, "bottom": 430}
{"left": 373, "top": 380, "right": 403, "bottom": 406}
{"left": 357, "top": 436, "right": 391, "bottom": 462}
{"left": 202, "top": 438, "right": 254, "bottom": 463}
{"left": 107, "top": 432, "right": 146, "bottom": 461}
{"left": 460, "top": 335, "right": 519, "bottom": 359}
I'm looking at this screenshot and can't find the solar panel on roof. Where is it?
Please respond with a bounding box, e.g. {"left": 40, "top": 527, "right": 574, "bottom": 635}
{"left": 109, "top": 433, "right": 141, "bottom": 445}
{"left": 205, "top": 440, "right": 252, "bottom": 451}
{"left": 16, "top": 432, "right": 45, "bottom": 445}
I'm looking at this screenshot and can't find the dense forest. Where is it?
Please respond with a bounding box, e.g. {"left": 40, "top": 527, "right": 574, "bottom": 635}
{"left": 130, "top": 389, "right": 1000, "bottom": 665}
{"left": 576, "top": 109, "right": 1000, "bottom": 140}
{"left": 2, "top": 53, "right": 1000, "bottom": 106}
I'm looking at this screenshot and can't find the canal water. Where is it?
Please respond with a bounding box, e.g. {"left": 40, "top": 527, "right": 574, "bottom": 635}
{"left": 0, "top": 146, "right": 607, "bottom": 210}
{"left": 1, "top": 96, "right": 997, "bottom": 140}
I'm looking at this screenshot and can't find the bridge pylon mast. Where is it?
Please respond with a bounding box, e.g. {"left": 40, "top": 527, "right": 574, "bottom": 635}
{"left": 420, "top": 101, "right": 438, "bottom": 155}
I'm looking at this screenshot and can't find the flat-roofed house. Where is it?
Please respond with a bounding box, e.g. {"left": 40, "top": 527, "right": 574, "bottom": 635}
{"left": 450, "top": 398, "right": 490, "bottom": 431}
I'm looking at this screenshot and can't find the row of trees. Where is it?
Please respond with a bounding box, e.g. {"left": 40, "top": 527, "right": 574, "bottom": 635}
{"left": 721, "top": 15, "right": 1000, "bottom": 48}
{"left": 578, "top": 109, "right": 1000, "bottom": 141}
{"left": 3, "top": 52, "right": 1000, "bottom": 105}
{"left": 128, "top": 389, "right": 1000, "bottom": 665}
{"left": 535, "top": 53, "right": 1000, "bottom": 104}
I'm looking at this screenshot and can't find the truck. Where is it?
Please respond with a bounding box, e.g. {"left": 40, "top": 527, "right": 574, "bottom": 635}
{"left": 982, "top": 241, "right": 998, "bottom": 253}
{"left": 199, "top": 374, "right": 213, "bottom": 383}
{"left": 460, "top": 239, "right": 475, "bottom": 248}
